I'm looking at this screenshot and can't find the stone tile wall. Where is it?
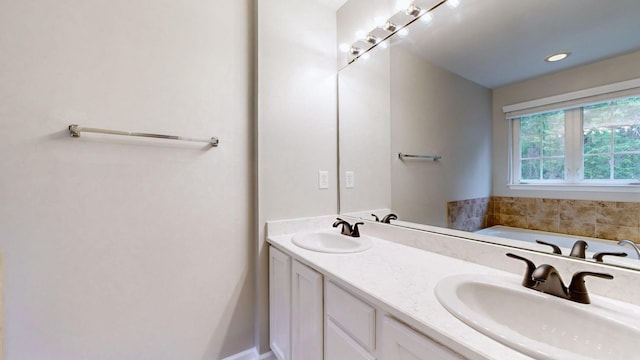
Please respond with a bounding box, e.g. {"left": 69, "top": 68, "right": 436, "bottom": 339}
{"left": 446, "top": 197, "right": 491, "bottom": 232}
{"left": 447, "top": 197, "right": 640, "bottom": 242}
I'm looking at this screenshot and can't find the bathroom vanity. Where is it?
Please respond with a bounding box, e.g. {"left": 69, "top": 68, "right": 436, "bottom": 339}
{"left": 266, "top": 216, "right": 640, "bottom": 360}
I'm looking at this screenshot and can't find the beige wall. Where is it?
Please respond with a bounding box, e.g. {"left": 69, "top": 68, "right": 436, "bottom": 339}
{"left": 0, "top": 0, "right": 254, "bottom": 358}
{"left": 256, "top": 0, "right": 339, "bottom": 352}
{"left": 390, "top": 46, "right": 493, "bottom": 226}
{"left": 493, "top": 50, "right": 640, "bottom": 202}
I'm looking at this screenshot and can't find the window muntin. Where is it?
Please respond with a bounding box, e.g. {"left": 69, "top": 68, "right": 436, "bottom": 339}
{"left": 513, "top": 96, "right": 640, "bottom": 185}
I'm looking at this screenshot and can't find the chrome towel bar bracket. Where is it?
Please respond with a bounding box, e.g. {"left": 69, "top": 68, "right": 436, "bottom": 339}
{"left": 68, "top": 124, "right": 219, "bottom": 147}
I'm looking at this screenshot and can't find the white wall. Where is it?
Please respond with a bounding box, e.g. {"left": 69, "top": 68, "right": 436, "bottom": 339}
{"left": 493, "top": 50, "right": 640, "bottom": 202}
{"left": 390, "top": 46, "right": 492, "bottom": 226}
{"left": 338, "top": 45, "right": 392, "bottom": 214}
{"left": 0, "top": 1, "right": 254, "bottom": 358}
{"left": 256, "top": 0, "right": 339, "bottom": 352}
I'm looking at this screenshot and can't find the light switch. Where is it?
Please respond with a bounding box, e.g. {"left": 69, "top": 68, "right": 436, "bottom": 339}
{"left": 345, "top": 171, "right": 355, "bottom": 189}
{"left": 318, "top": 171, "right": 329, "bottom": 189}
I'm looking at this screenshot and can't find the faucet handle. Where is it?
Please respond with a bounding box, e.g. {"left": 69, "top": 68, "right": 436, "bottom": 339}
{"left": 506, "top": 253, "right": 537, "bottom": 288}
{"left": 568, "top": 271, "right": 614, "bottom": 304}
{"left": 535, "top": 240, "right": 562, "bottom": 255}
{"left": 371, "top": 214, "right": 380, "bottom": 222}
{"left": 351, "top": 222, "right": 364, "bottom": 237}
{"left": 592, "top": 251, "right": 627, "bottom": 262}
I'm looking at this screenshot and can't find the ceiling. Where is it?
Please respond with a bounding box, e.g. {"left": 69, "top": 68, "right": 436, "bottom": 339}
{"left": 395, "top": 0, "right": 640, "bottom": 88}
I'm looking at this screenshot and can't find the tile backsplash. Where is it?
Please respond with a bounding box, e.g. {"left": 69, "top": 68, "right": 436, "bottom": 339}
{"left": 447, "top": 196, "right": 640, "bottom": 242}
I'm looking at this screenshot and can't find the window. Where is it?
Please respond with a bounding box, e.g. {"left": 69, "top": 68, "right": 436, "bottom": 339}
{"left": 511, "top": 96, "right": 640, "bottom": 186}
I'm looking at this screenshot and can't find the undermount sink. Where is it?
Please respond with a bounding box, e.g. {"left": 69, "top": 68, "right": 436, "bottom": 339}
{"left": 291, "top": 230, "right": 373, "bottom": 253}
{"left": 435, "top": 274, "right": 640, "bottom": 360}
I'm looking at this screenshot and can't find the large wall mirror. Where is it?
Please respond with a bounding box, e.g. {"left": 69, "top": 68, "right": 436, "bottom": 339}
{"left": 338, "top": 0, "right": 640, "bottom": 270}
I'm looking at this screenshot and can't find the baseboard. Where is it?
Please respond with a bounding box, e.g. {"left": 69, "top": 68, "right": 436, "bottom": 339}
{"left": 221, "top": 348, "right": 276, "bottom": 360}
{"left": 258, "top": 351, "right": 276, "bottom": 360}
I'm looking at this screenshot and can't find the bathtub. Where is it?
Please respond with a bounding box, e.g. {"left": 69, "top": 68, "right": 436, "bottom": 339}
{"left": 475, "top": 225, "right": 639, "bottom": 260}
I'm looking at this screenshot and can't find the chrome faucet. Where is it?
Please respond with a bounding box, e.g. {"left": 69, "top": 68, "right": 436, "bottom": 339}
{"left": 617, "top": 240, "right": 640, "bottom": 258}
{"left": 332, "top": 218, "right": 364, "bottom": 238}
{"left": 507, "top": 253, "right": 613, "bottom": 304}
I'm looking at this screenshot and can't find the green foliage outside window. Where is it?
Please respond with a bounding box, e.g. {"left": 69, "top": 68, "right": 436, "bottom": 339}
{"left": 517, "top": 96, "right": 640, "bottom": 183}
{"left": 583, "top": 97, "right": 640, "bottom": 180}
{"left": 520, "top": 111, "right": 565, "bottom": 180}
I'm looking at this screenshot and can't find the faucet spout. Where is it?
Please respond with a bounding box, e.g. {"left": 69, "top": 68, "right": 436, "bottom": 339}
{"left": 381, "top": 213, "right": 398, "bottom": 224}
{"left": 617, "top": 240, "right": 640, "bottom": 258}
{"left": 332, "top": 218, "right": 353, "bottom": 236}
{"left": 569, "top": 240, "right": 588, "bottom": 258}
{"left": 332, "top": 218, "right": 364, "bottom": 237}
{"left": 532, "top": 264, "right": 569, "bottom": 299}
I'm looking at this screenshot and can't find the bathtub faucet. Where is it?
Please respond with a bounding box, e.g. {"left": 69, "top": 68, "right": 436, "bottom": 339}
{"left": 617, "top": 240, "right": 640, "bottom": 258}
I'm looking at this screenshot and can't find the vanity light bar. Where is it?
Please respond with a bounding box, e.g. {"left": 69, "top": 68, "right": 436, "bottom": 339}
{"left": 347, "top": 0, "right": 449, "bottom": 64}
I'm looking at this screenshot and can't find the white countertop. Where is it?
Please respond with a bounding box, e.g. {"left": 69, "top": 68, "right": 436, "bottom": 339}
{"left": 268, "top": 232, "right": 535, "bottom": 360}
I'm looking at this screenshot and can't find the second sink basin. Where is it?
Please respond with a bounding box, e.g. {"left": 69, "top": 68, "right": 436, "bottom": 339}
{"left": 291, "top": 230, "right": 372, "bottom": 253}
{"left": 435, "top": 274, "right": 640, "bottom": 360}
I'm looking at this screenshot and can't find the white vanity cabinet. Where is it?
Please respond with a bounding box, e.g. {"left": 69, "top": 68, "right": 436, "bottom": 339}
{"left": 269, "top": 246, "right": 323, "bottom": 360}
{"left": 269, "top": 245, "right": 465, "bottom": 360}
{"left": 325, "top": 280, "right": 377, "bottom": 359}
{"left": 291, "top": 260, "right": 323, "bottom": 360}
{"left": 269, "top": 246, "right": 291, "bottom": 360}
{"left": 381, "top": 316, "right": 464, "bottom": 360}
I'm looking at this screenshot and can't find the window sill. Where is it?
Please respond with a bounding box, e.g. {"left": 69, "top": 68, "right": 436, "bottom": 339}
{"left": 507, "top": 183, "right": 640, "bottom": 192}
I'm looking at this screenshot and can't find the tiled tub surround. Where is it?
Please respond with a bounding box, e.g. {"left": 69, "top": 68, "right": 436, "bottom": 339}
{"left": 267, "top": 215, "right": 640, "bottom": 359}
{"left": 446, "top": 197, "right": 491, "bottom": 232}
{"left": 447, "top": 197, "right": 640, "bottom": 242}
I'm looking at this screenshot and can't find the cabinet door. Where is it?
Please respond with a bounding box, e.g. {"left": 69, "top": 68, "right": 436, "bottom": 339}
{"left": 382, "top": 317, "right": 464, "bottom": 360}
{"left": 326, "top": 318, "right": 376, "bottom": 360}
{"left": 269, "top": 247, "right": 291, "bottom": 360}
{"left": 291, "top": 260, "right": 323, "bottom": 360}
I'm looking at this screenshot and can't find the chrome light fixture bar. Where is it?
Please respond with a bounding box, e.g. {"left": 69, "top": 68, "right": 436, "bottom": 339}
{"left": 347, "top": 0, "right": 449, "bottom": 64}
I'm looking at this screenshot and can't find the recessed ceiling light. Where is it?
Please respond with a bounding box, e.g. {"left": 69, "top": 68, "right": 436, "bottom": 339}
{"left": 545, "top": 51, "right": 571, "bottom": 62}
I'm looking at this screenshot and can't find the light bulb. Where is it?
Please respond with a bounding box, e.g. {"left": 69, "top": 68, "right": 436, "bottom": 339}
{"left": 383, "top": 20, "right": 398, "bottom": 32}
{"left": 374, "top": 16, "right": 387, "bottom": 27}
{"left": 339, "top": 43, "right": 350, "bottom": 53}
{"left": 406, "top": 3, "right": 422, "bottom": 17}
{"left": 545, "top": 52, "right": 571, "bottom": 62}
{"left": 420, "top": 12, "right": 433, "bottom": 23}
{"left": 395, "top": 0, "right": 412, "bottom": 11}
{"left": 366, "top": 35, "right": 379, "bottom": 44}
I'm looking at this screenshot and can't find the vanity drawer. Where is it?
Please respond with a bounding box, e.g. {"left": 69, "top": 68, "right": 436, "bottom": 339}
{"left": 325, "top": 281, "right": 376, "bottom": 352}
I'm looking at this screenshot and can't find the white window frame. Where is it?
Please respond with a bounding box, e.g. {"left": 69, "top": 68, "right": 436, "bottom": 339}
{"left": 505, "top": 79, "right": 640, "bottom": 192}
